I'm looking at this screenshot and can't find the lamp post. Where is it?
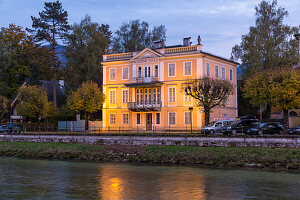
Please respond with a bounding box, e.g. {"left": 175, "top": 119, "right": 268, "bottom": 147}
{"left": 189, "top": 107, "right": 193, "bottom": 134}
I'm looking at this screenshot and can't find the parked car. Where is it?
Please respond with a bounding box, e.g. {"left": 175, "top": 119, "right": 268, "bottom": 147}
{"left": 288, "top": 125, "right": 300, "bottom": 135}
{"left": 226, "top": 119, "right": 260, "bottom": 135}
{"left": 0, "top": 125, "right": 10, "bottom": 133}
{"left": 247, "top": 122, "right": 283, "bottom": 135}
{"left": 0, "top": 123, "right": 22, "bottom": 134}
{"left": 201, "top": 120, "right": 234, "bottom": 135}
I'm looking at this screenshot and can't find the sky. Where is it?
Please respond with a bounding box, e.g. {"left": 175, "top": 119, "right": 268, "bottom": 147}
{"left": 0, "top": 0, "right": 299, "bottom": 58}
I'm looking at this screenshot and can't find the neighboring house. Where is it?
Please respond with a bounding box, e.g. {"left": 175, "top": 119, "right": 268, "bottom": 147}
{"left": 101, "top": 37, "right": 239, "bottom": 130}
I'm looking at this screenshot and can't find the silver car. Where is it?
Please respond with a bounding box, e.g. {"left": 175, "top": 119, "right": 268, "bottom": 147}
{"left": 201, "top": 120, "right": 234, "bottom": 135}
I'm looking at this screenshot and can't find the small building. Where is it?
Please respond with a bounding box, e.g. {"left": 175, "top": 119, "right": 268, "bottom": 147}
{"left": 102, "top": 37, "right": 239, "bottom": 130}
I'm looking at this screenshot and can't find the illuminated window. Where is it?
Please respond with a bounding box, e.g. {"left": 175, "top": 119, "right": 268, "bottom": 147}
{"left": 109, "top": 114, "right": 116, "bottom": 124}
{"left": 184, "top": 94, "right": 192, "bottom": 102}
{"left": 109, "top": 90, "right": 116, "bottom": 104}
{"left": 169, "top": 87, "right": 176, "bottom": 102}
{"left": 122, "top": 90, "right": 128, "bottom": 103}
{"left": 122, "top": 113, "right": 129, "bottom": 125}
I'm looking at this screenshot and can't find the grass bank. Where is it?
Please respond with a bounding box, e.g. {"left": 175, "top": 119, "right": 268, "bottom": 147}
{"left": 1, "top": 142, "right": 300, "bottom": 171}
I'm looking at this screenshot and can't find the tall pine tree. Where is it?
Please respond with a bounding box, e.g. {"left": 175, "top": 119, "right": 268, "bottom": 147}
{"left": 28, "top": 0, "right": 71, "bottom": 107}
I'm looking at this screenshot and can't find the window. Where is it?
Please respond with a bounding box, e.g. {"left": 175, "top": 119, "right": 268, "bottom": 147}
{"left": 122, "top": 90, "right": 128, "bottom": 103}
{"left": 215, "top": 122, "right": 222, "bottom": 127}
{"left": 138, "top": 66, "right": 142, "bottom": 78}
{"left": 154, "top": 65, "right": 159, "bottom": 77}
{"left": 136, "top": 113, "right": 141, "bottom": 124}
{"left": 169, "top": 87, "right": 176, "bottom": 102}
{"left": 222, "top": 67, "right": 226, "bottom": 80}
{"left": 122, "top": 67, "right": 129, "bottom": 80}
{"left": 169, "top": 112, "right": 176, "bottom": 125}
{"left": 109, "top": 68, "right": 116, "bottom": 80}
{"left": 122, "top": 113, "right": 129, "bottom": 125}
{"left": 215, "top": 65, "right": 219, "bottom": 78}
{"left": 184, "top": 112, "right": 191, "bottom": 125}
{"left": 184, "top": 95, "right": 192, "bottom": 102}
{"left": 109, "top": 114, "right": 116, "bottom": 124}
{"left": 144, "top": 66, "right": 151, "bottom": 77}
{"left": 156, "top": 113, "right": 160, "bottom": 125}
{"left": 168, "top": 63, "right": 176, "bottom": 77}
{"left": 230, "top": 69, "right": 233, "bottom": 81}
{"left": 206, "top": 63, "right": 210, "bottom": 76}
{"left": 184, "top": 62, "right": 192, "bottom": 75}
{"left": 109, "top": 90, "right": 116, "bottom": 104}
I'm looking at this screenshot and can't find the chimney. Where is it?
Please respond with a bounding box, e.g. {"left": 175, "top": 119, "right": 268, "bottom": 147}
{"left": 154, "top": 40, "right": 163, "bottom": 49}
{"left": 183, "top": 37, "right": 191, "bottom": 46}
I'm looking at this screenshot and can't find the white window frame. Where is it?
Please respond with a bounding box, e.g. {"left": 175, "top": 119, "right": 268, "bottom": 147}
{"left": 168, "top": 63, "right": 176, "bottom": 77}
{"left": 109, "top": 113, "right": 116, "bottom": 125}
{"left": 168, "top": 112, "right": 177, "bottom": 125}
{"left": 184, "top": 94, "right": 192, "bottom": 102}
{"left": 122, "top": 89, "right": 129, "bottom": 104}
{"left": 222, "top": 67, "right": 226, "bottom": 80}
{"left": 206, "top": 63, "right": 210, "bottom": 77}
{"left": 136, "top": 113, "right": 141, "bottom": 125}
{"left": 137, "top": 66, "right": 142, "bottom": 78}
{"left": 109, "top": 68, "right": 116, "bottom": 81}
{"left": 154, "top": 65, "right": 159, "bottom": 78}
{"left": 122, "top": 67, "right": 129, "bottom": 80}
{"left": 155, "top": 113, "right": 161, "bottom": 125}
{"left": 215, "top": 65, "right": 219, "bottom": 78}
{"left": 184, "top": 111, "right": 192, "bottom": 125}
{"left": 168, "top": 87, "right": 176, "bottom": 102}
{"left": 184, "top": 61, "right": 192, "bottom": 76}
{"left": 109, "top": 90, "right": 116, "bottom": 104}
{"left": 122, "top": 113, "right": 129, "bottom": 125}
{"left": 230, "top": 69, "right": 233, "bottom": 81}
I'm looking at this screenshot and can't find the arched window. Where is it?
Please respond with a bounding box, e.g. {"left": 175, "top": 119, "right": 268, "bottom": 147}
{"left": 289, "top": 111, "right": 298, "bottom": 116}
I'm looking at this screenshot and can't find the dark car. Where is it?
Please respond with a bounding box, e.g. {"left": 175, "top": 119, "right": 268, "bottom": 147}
{"left": 0, "top": 123, "right": 22, "bottom": 134}
{"left": 288, "top": 125, "right": 300, "bottom": 135}
{"left": 247, "top": 122, "right": 283, "bottom": 135}
{"left": 226, "top": 119, "right": 260, "bottom": 135}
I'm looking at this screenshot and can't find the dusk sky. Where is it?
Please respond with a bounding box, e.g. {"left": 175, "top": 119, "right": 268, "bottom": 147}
{"left": 0, "top": 0, "right": 299, "bottom": 58}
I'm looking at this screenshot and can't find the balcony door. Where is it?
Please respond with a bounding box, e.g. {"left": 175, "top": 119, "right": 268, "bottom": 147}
{"left": 144, "top": 66, "right": 151, "bottom": 82}
{"left": 146, "top": 113, "right": 152, "bottom": 130}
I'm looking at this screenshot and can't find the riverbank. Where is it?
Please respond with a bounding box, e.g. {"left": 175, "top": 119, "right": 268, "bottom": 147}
{"left": 1, "top": 142, "right": 300, "bottom": 171}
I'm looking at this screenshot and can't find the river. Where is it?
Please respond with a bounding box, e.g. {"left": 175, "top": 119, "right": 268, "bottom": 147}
{"left": 0, "top": 157, "right": 300, "bottom": 200}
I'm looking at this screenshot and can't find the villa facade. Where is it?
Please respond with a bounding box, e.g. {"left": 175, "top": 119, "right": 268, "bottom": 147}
{"left": 102, "top": 37, "right": 239, "bottom": 130}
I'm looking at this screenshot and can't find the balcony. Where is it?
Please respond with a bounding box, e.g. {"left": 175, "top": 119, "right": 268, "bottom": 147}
{"left": 128, "top": 101, "right": 162, "bottom": 111}
{"left": 125, "top": 76, "right": 162, "bottom": 87}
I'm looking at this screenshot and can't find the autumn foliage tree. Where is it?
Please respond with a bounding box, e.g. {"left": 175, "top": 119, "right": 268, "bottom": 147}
{"left": 244, "top": 67, "right": 300, "bottom": 134}
{"left": 16, "top": 85, "right": 57, "bottom": 129}
{"left": 67, "top": 81, "right": 105, "bottom": 130}
{"left": 183, "top": 77, "right": 234, "bottom": 125}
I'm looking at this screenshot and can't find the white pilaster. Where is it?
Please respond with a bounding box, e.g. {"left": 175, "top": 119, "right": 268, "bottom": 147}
{"left": 160, "top": 61, "right": 164, "bottom": 81}
{"left": 103, "top": 67, "right": 106, "bottom": 85}
{"left": 133, "top": 63, "right": 136, "bottom": 79}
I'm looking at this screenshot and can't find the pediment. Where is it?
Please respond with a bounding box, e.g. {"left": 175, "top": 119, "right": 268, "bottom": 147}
{"left": 132, "top": 48, "right": 162, "bottom": 60}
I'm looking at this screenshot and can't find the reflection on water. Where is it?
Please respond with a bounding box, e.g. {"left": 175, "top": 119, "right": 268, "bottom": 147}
{"left": 0, "top": 157, "right": 300, "bottom": 200}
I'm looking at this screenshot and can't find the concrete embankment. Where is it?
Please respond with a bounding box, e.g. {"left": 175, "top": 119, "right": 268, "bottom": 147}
{"left": 1, "top": 134, "right": 300, "bottom": 148}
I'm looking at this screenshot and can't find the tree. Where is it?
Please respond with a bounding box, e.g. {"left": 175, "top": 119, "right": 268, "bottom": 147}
{"left": 183, "top": 77, "right": 234, "bottom": 125}
{"left": 28, "top": 0, "right": 71, "bottom": 107}
{"left": 67, "top": 81, "right": 105, "bottom": 130}
{"left": 16, "top": 85, "right": 51, "bottom": 128}
{"left": 0, "top": 95, "right": 8, "bottom": 121}
{"left": 65, "top": 15, "right": 112, "bottom": 90}
{"left": 231, "top": 0, "right": 299, "bottom": 75}
{"left": 111, "top": 19, "right": 166, "bottom": 53}
{"left": 0, "top": 24, "right": 52, "bottom": 98}
{"left": 244, "top": 68, "right": 300, "bottom": 134}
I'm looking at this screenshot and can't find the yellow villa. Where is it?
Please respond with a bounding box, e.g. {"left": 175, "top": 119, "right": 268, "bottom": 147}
{"left": 102, "top": 37, "right": 239, "bottom": 131}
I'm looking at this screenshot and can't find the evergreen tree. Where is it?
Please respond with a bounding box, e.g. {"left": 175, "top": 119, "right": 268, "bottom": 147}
{"left": 28, "top": 0, "right": 71, "bottom": 107}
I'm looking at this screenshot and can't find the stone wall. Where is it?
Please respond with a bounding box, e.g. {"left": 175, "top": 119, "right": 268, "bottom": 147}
{"left": 1, "top": 135, "right": 300, "bottom": 148}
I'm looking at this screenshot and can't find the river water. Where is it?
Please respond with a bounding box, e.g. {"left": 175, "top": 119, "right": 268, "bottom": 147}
{"left": 0, "top": 157, "right": 300, "bottom": 200}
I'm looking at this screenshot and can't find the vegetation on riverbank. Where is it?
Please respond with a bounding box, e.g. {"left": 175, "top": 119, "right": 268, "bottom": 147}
{"left": 1, "top": 142, "right": 300, "bottom": 171}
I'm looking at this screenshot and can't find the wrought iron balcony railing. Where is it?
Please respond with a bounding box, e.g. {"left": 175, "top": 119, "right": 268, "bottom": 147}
{"left": 127, "top": 101, "right": 162, "bottom": 111}
{"left": 132, "top": 76, "right": 159, "bottom": 83}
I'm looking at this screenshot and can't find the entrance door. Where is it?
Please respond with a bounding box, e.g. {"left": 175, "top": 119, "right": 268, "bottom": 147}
{"left": 146, "top": 113, "right": 152, "bottom": 130}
